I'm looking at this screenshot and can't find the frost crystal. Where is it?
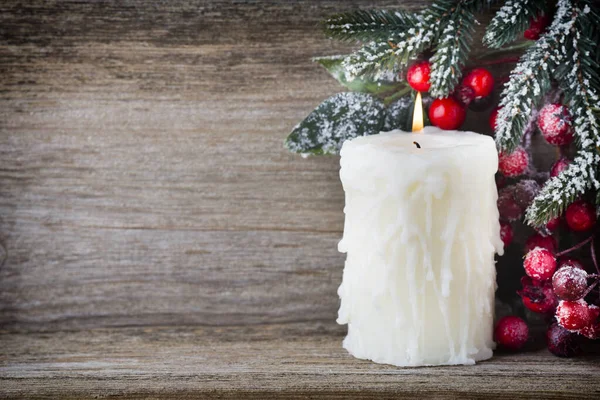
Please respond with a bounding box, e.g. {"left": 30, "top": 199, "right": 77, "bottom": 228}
{"left": 285, "top": 93, "right": 385, "bottom": 155}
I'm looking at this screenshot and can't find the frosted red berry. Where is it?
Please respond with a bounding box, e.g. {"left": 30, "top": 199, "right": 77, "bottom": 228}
{"left": 546, "top": 323, "right": 581, "bottom": 357}
{"left": 428, "top": 98, "right": 466, "bottom": 130}
{"left": 498, "top": 147, "right": 528, "bottom": 177}
{"left": 497, "top": 187, "right": 523, "bottom": 222}
{"left": 557, "top": 257, "right": 584, "bottom": 271}
{"left": 518, "top": 277, "right": 558, "bottom": 314}
{"left": 550, "top": 158, "right": 570, "bottom": 177}
{"left": 556, "top": 299, "right": 597, "bottom": 331}
{"left": 580, "top": 321, "right": 600, "bottom": 339}
{"left": 524, "top": 247, "right": 557, "bottom": 281}
{"left": 462, "top": 68, "right": 494, "bottom": 98}
{"left": 406, "top": 61, "right": 431, "bottom": 92}
{"left": 500, "top": 221, "right": 513, "bottom": 248}
{"left": 489, "top": 107, "right": 500, "bottom": 131}
{"left": 552, "top": 266, "right": 589, "bottom": 301}
{"left": 524, "top": 14, "right": 551, "bottom": 40}
{"left": 513, "top": 180, "right": 540, "bottom": 209}
{"left": 565, "top": 200, "right": 596, "bottom": 232}
{"left": 537, "top": 104, "right": 574, "bottom": 146}
{"left": 524, "top": 233, "right": 557, "bottom": 253}
{"left": 494, "top": 316, "right": 529, "bottom": 350}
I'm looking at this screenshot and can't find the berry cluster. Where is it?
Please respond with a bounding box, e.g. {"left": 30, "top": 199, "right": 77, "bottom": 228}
{"left": 495, "top": 152, "right": 599, "bottom": 355}
{"left": 496, "top": 192, "right": 599, "bottom": 356}
{"left": 490, "top": 15, "right": 600, "bottom": 355}
{"left": 406, "top": 62, "right": 494, "bottom": 130}
{"left": 496, "top": 238, "right": 600, "bottom": 355}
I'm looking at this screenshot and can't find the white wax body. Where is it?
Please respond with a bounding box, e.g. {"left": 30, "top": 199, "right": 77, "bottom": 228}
{"left": 337, "top": 127, "right": 503, "bottom": 367}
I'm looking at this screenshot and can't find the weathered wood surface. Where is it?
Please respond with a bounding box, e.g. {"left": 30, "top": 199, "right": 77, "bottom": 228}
{"left": 1, "top": 324, "right": 600, "bottom": 399}
{"left": 0, "top": 0, "right": 420, "bottom": 332}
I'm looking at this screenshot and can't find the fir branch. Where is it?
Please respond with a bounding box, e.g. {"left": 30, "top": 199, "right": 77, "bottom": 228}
{"left": 341, "top": 0, "right": 490, "bottom": 87}
{"left": 493, "top": 38, "right": 553, "bottom": 153}
{"left": 493, "top": 1, "right": 582, "bottom": 153}
{"left": 429, "top": 6, "right": 476, "bottom": 97}
{"left": 525, "top": 0, "right": 600, "bottom": 226}
{"left": 483, "top": 0, "right": 549, "bottom": 48}
{"left": 324, "top": 9, "right": 418, "bottom": 43}
{"left": 341, "top": 12, "right": 439, "bottom": 80}
{"left": 526, "top": 152, "right": 599, "bottom": 226}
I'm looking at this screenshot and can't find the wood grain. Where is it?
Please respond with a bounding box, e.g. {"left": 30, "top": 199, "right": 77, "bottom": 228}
{"left": 0, "top": 0, "right": 424, "bottom": 331}
{"left": 1, "top": 324, "right": 600, "bottom": 399}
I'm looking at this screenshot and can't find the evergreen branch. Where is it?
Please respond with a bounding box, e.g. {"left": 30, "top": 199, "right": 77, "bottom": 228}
{"left": 323, "top": 9, "right": 419, "bottom": 42}
{"left": 526, "top": 151, "right": 598, "bottom": 226}
{"left": 483, "top": 0, "right": 549, "bottom": 48}
{"left": 493, "top": 37, "right": 553, "bottom": 153}
{"left": 429, "top": 6, "right": 476, "bottom": 97}
{"left": 554, "top": 4, "right": 600, "bottom": 151}
{"left": 525, "top": 0, "right": 600, "bottom": 226}
{"left": 341, "top": 12, "right": 439, "bottom": 80}
{"left": 493, "top": 1, "right": 581, "bottom": 153}
{"left": 340, "top": 0, "right": 490, "bottom": 86}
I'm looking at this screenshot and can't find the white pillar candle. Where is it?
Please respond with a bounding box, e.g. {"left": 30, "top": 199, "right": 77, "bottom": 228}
{"left": 337, "top": 126, "right": 503, "bottom": 367}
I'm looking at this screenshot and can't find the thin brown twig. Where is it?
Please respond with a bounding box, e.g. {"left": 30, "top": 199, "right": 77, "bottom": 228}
{"left": 556, "top": 235, "right": 594, "bottom": 257}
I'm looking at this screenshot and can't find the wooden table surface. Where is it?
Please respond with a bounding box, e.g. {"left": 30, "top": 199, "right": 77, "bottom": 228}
{"left": 1, "top": 323, "right": 599, "bottom": 399}
{"left": 1, "top": 1, "right": 599, "bottom": 398}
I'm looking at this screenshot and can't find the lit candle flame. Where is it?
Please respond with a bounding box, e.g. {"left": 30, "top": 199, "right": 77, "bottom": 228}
{"left": 412, "top": 91, "right": 424, "bottom": 132}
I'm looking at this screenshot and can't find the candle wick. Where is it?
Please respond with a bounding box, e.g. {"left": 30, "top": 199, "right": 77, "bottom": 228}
{"left": 413, "top": 141, "right": 421, "bottom": 149}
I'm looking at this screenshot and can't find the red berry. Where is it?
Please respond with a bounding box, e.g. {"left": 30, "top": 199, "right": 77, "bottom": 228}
{"left": 406, "top": 61, "right": 431, "bottom": 92}
{"left": 556, "top": 300, "right": 598, "bottom": 331}
{"left": 462, "top": 68, "right": 494, "bottom": 98}
{"left": 468, "top": 95, "right": 494, "bottom": 112}
{"left": 565, "top": 200, "right": 596, "bottom": 232}
{"left": 552, "top": 266, "right": 589, "bottom": 301}
{"left": 524, "top": 233, "right": 557, "bottom": 253}
{"left": 580, "top": 321, "right": 600, "bottom": 339}
{"left": 489, "top": 107, "right": 500, "bottom": 131}
{"left": 518, "top": 276, "right": 558, "bottom": 314}
{"left": 524, "top": 247, "right": 557, "bottom": 281}
{"left": 494, "top": 316, "right": 529, "bottom": 350}
{"left": 545, "top": 217, "right": 561, "bottom": 232}
{"left": 428, "top": 98, "right": 466, "bottom": 130}
{"left": 546, "top": 323, "right": 581, "bottom": 357}
{"left": 537, "top": 104, "right": 574, "bottom": 146}
{"left": 557, "top": 257, "right": 585, "bottom": 271}
{"left": 524, "top": 14, "right": 551, "bottom": 41}
{"left": 454, "top": 84, "right": 476, "bottom": 107}
{"left": 497, "top": 187, "right": 523, "bottom": 222}
{"left": 498, "top": 147, "right": 528, "bottom": 177}
{"left": 500, "top": 221, "right": 513, "bottom": 248}
{"left": 513, "top": 179, "right": 540, "bottom": 209}
{"left": 550, "top": 158, "right": 570, "bottom": 177}
{"left": 496, "top": 175, "right": 507, "bottom": 189}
